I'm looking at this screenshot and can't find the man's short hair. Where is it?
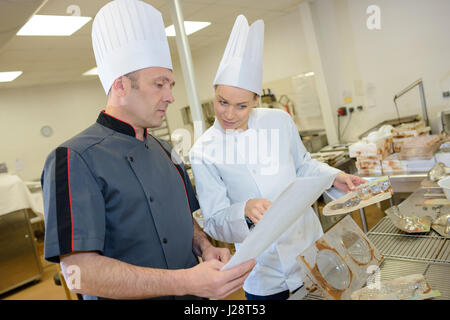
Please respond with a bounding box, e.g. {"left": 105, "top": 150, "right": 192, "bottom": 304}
{"left": 125, "top": 70, "right": 140, "bottom": 89}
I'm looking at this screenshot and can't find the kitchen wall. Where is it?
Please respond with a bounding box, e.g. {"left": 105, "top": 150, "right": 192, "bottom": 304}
{"left": 309, "top": 0, "right": 450, "bottom": 142}
{"left": 0, "top": 80, "right": 105, "bottom": 181}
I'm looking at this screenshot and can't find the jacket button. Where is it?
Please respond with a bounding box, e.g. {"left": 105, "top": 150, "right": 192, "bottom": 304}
{"left": 129, "top": 156, "right": 134, "bottom": 162}
{"left": 149, "top": 196, "right": 154, "bottom": 202}
{"left": 162, "top": 238, "right": 168, "bottom": 244}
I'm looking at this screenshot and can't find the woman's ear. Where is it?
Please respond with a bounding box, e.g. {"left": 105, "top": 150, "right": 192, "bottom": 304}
{"left": 253, "top": 93, "right": 260, "bottom": 105}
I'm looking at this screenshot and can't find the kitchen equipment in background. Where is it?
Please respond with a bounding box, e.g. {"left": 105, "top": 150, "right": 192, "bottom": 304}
{"left": 437, "top": 175, "right": 450, "bottom": 200}
{"left": 297, "top": 215, "right": 383, "bottom": 300}
{"left": 435, "top": 148, "right": 450, "bottom": 167}
{"left": 358, "top": 115, "right": 419, "bottom": 140}
{"left": 320, "top": 142, "right": 353, "bottom": 153}
{"left": 437, "top": 109, "right": 450, "bottom": 134}
{"left": 260, "top": 89, "right": 296, "bottom": 118}
{"left": 431, "top": 213, "right": 450, "bottom": 238}
{"left": 0, "top": 209, "right": 43, "bottom": 295}
{"left": 180, "top": 100, "right": 216, "bottom": 130}
{"left": 393, "top": 78, "right": 429, "bottom": 127}
{"left": 201, "top": 100, "right": 215, "bottom": 128}
{"left": 310, "top": 151, "right": 345, "bottom": 167}
{"left": 278, "top": 94, "right": 296, "bottom": 117}
{"left": 299, "top": 129, "right": 328, "bottom": 153}
{"left": 147, "top": 116, "right": 171, "bottom": 144}
{"left": 0, "top": 162, "right": 7, "bottom": 174}
{"left": 429, "top": 163, "right": 450, "bottom": 182}
{"left": 260, "top": 88, "right": 276, "bottom": 104}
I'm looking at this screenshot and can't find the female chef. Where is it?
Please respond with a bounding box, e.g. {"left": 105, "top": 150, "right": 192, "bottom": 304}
{"left": 189, "top": 15, "right": 366, "bottom": 300}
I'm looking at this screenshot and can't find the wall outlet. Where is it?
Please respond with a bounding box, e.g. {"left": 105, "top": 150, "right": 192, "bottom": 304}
{"left": 338, "top": 107, "right": 347, "bottom": 116}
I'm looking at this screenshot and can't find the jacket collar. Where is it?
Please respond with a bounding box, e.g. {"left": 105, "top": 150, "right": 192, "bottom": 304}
{"left": 97, "top": 110, "right": 147, "bottom": 139}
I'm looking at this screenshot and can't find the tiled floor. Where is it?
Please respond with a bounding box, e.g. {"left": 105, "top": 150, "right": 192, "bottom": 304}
{"left": 1, "top": 202, "right": 385, "bottom": 300}
{"left": 0, "top": 241, "right": 77, "bottom": 300}
{"left": 0, "top": 264, "right": 77, "bottom": 300}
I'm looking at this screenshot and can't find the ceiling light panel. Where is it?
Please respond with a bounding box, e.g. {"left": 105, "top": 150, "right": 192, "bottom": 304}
{"left": 17, "top": 15, "right": 92, "bottom": 36}
{"left": 0, "top": 71, "right": 23, "bottom": 82}
{"left": 165, "top": 21, "right": 211, "bottom": 37}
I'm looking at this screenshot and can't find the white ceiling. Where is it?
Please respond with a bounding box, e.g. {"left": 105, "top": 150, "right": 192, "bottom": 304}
{"left": 0, "top": 0, "right": 304, "bottom": 89}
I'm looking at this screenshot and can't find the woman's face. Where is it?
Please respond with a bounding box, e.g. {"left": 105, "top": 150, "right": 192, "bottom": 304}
{"left": 213, "top": 85, "right": 258, "bottom": 131}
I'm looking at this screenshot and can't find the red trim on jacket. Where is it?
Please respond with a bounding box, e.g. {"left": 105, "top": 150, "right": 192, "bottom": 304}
{"left": 67, "top": 148, "right": 74, "bottom": 251}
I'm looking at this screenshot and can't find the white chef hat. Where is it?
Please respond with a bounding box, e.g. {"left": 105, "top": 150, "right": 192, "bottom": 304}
{"left": 91, "top": 0, "right": 172, "bottom": 94}
{"left": 213, "top": 15, "right": 264, "bottom": 96}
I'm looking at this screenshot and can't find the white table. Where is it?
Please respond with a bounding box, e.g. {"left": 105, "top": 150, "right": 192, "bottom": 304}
{"left": 0, "top": 174, "right": 44, "bottom": 219}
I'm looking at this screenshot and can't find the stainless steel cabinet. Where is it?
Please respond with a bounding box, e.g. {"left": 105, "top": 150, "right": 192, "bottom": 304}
{"left": 0, "top": 209, "right": 43, "bottom": 295}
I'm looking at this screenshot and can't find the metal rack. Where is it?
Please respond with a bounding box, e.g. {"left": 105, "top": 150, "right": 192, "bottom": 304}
{"left": 368, "top": 217, "right": 449, "bottom": 263}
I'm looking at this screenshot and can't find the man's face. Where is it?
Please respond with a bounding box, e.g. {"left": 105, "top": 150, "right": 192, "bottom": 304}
{"left": 124, "top": 67, "right": 175, "bottom": 129}
{"left": 213, "top": 85, "right": 257, "bottom": 131}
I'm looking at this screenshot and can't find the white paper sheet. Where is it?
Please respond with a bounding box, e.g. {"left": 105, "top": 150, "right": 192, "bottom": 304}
{"left": 222, "top": 174, "right": 335, "bottom": 270}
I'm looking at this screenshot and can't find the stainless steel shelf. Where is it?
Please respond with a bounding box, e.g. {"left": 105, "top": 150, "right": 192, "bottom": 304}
{"left": 369, "top": 216, "right": 442, "bottom": 237}
{"left": 367, "top": 217, "right": 449, "bottom": 263}
{"left": 424, "top": 263, "right": 450, "bottom": 300}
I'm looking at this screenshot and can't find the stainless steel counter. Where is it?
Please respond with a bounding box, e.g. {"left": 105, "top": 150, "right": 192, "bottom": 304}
{"left": 0, "top": 209, "right": 43, "bottom": 295}
{"left": 360, "top": 171, "right": 428, "bottom": 194}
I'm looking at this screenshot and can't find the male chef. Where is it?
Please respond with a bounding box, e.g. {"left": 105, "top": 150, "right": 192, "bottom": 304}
{"left": 41, "top": 0, "right": 254, "bottom": 300}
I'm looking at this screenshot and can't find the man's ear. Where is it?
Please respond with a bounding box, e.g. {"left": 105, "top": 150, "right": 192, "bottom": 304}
{"left": 110, "top": 76, "right": 129, "bottom": 97}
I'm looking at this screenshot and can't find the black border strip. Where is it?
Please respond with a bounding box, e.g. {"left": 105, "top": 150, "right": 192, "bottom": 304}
{"left": 55, "top": 147, "right": 73, "bottom": 255}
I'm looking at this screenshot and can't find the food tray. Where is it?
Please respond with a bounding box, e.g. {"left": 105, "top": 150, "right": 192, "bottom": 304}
{"left": 350, "top": 274, "right": 440, "bottom": 300}
{"left": 323, "top": 177, "right": 393, "bottom": 216}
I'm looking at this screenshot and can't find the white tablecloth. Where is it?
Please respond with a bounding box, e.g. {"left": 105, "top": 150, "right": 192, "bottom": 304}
{"left": 0, "top": 174, "right": 44, "bottom": 218}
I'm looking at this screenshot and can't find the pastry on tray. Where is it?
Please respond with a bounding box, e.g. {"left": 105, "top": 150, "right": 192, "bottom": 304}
{"left": 432, "top": 213, "right": 450, "bottom": 237}
{"left": 385, "top": 205, "right": 432, "bottom": 233}
{"left": 351, "top": 274, "right": 440, "bottom": 300}
{"left": 323, "top": 177, "right": 393, "bottom": 216}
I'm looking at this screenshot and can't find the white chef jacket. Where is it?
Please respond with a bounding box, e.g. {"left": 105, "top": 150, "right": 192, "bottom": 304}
{"left": 189, "top": 108, "right": 340, "bottom": 296}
